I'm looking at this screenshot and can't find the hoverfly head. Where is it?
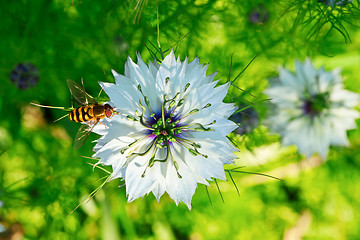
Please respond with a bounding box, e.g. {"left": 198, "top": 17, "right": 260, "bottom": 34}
{"left": 104, "top": 104, "right": 114, "bottom": 118}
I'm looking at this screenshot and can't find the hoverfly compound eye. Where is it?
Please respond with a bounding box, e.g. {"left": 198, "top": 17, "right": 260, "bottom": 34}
{"left": 105, "top": 104, "right": 114, "bottom": 118}
{"left": 104, "top": 104, "right": 112, "bottom": 111}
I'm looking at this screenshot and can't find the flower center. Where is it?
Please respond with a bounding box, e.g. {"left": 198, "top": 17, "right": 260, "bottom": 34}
{"left": 121, "top": 83, "right": 217, "bottom": 179}
{"left": 302, "top": 92, "right": 330, "bottom": 117}
{"left": 150, "top": 113, "right": 180, "bottom": 148}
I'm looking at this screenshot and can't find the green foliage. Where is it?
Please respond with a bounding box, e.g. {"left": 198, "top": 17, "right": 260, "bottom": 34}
{"left": 1, "top": 0, "right": 360, "bottom": 239}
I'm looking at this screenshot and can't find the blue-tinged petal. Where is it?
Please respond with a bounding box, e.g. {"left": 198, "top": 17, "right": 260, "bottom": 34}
{"left": 279, "top": 67, "right": 301, "bottom": 90}
{"left": 156, "top": 50, "right": 177, "bottom": 93}
{"left": 99, "top": 82, "right": 140, "bottom": 115}
{"left": 112, "top": 70, "right": 135, "bottom": 87}
{"left": 148, "top": 59, "right": 160, "bottom": 78}
{"left": 165, "top": 144, "right": 198, "bottom": 209}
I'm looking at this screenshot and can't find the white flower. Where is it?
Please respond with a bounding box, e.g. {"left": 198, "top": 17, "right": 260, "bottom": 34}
{"left": 92, "top": 50, "right": 238, "bottom": 209}
{"left": 265, "top": 58, "right": 359, "bottom": 159}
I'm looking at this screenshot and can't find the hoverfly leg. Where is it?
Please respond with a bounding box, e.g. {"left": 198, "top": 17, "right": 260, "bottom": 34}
{"left": 98, "top": 119, "right": 108, "bottom": 129}
{"left": 96, "top": 69, "right": 107, "bottom": 100}
{"left": 70, "top": 98, "right": 76, "bottom": 109}
{"left": 96, "top": 87, "right": 103, "bottom": 100}
{"left": 54, "top": 113, "right": 70, "bottom": 122}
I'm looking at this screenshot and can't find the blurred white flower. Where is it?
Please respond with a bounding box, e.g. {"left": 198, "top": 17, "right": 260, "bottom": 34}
{"left": 0, "top": 201, "right": 5, "bottom": 233}
{"left": 318, "top": 0, "right": 353, "bottom": 7}
{"left": 265, "top": 59, "right": 359, "bottom": 159}
{"left": 93, "top": 50, "right": 237, "bottom": 209}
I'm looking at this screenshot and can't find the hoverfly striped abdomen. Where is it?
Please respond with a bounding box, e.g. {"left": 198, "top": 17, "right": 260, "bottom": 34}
{"left": 69, "top": 105, "right": 95, "bottom": 122}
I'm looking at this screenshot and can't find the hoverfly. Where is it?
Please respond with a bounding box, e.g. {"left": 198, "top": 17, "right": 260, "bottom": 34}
{"left": 66, "top": 79, "right": 114, "bottom": 149}
{"left": 31, "top": 79, "right": 115, "bottom": 149}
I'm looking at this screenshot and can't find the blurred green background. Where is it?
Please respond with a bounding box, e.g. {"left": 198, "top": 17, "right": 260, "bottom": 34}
{"left": 1, "top": 0, "right": 360, "bottom": 239}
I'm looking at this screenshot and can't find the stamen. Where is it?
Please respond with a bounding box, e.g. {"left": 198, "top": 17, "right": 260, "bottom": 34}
{"left": 189, "top": 149, "right": 198, "bottom": 156}
{"left": 174, "top": 164, "right": 182, "bottom": 178}
{"left": 174, "top": 137, "right": 206, "bottom": 159}
{"left": 173, "top": 135, "right": 200, "bottom": 148}
{"left": 184, "top": 83, "right": 190, "bottom": 92}
{"left": 126, "top": 115, "right": 137, "bottom": 121}
{"left": 174, "top": 122, "right": 214, "bottom": 132}
{"left": 140, "top": 116, "right": 155, "bottom": 130}
{"left": 169, "top": 100, "right": 176, "bottom": 108}
{"left": 208, "top": 120, "right": 216, "bottom": 125}
{"left": 172, "top": 120, "right": 180, "bottom": 126}
{"left": 167, "top": 92, "right": 180, "bottom": 102}
{"left": 128, "top": 138, "right": 156, "bottom": 157}
{"left": 139, "top": 100, "right": 147, "bottom": 115}
{"left": 194, "top": 149, "right": 208, "bottom": 158}
{"left": 169, "top": 150, "right": 182, "bottom": 178}
{"left": 142, "top": 138, "right": 172, "bottom": 177}
{"left": 144, "top": 97, "right": 150, "bottom": 108}
{"left": 161, "top": 100, "right": 166, "bottom": 128}
{"left": 141, "top": 151, "right": 157, "bottom": 178}
{"left": 189, "top": 109, "right": 199, "bottom": 114}
{"left": 178, "top": 99, "right": 184, "bottom": 107}
{"left": 120, "top": 134, "right": 152, "bottom": 155}
{"left": 188, "top": 148, "right": 208, "bottom": 158}
{"left": 170, "top": 96, "right": 183, "bottom": 114}
{"left": 137, "top": 84, "right": 143, "bottom": 93}
{"left": 179, "top": 108, "right": 199, "bottom": 120}
{"left": 203, "top": 103, "right": 211, "bottom": 109}
{"left": 150, "top": 113, "right": 156, "bottom": 120}
{"left": 137, "top": 84, "right": 156, "bottom": 117}
{"left": 191, "top": 123, "right": 214, "bottom": 132}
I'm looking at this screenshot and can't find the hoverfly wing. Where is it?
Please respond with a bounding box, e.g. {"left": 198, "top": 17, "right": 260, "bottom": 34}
{"left": 67, "top": 79, "right": 97, "bottom": 106}
{"left": 73, "top": 120, "right": 99, "bottom": 150}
